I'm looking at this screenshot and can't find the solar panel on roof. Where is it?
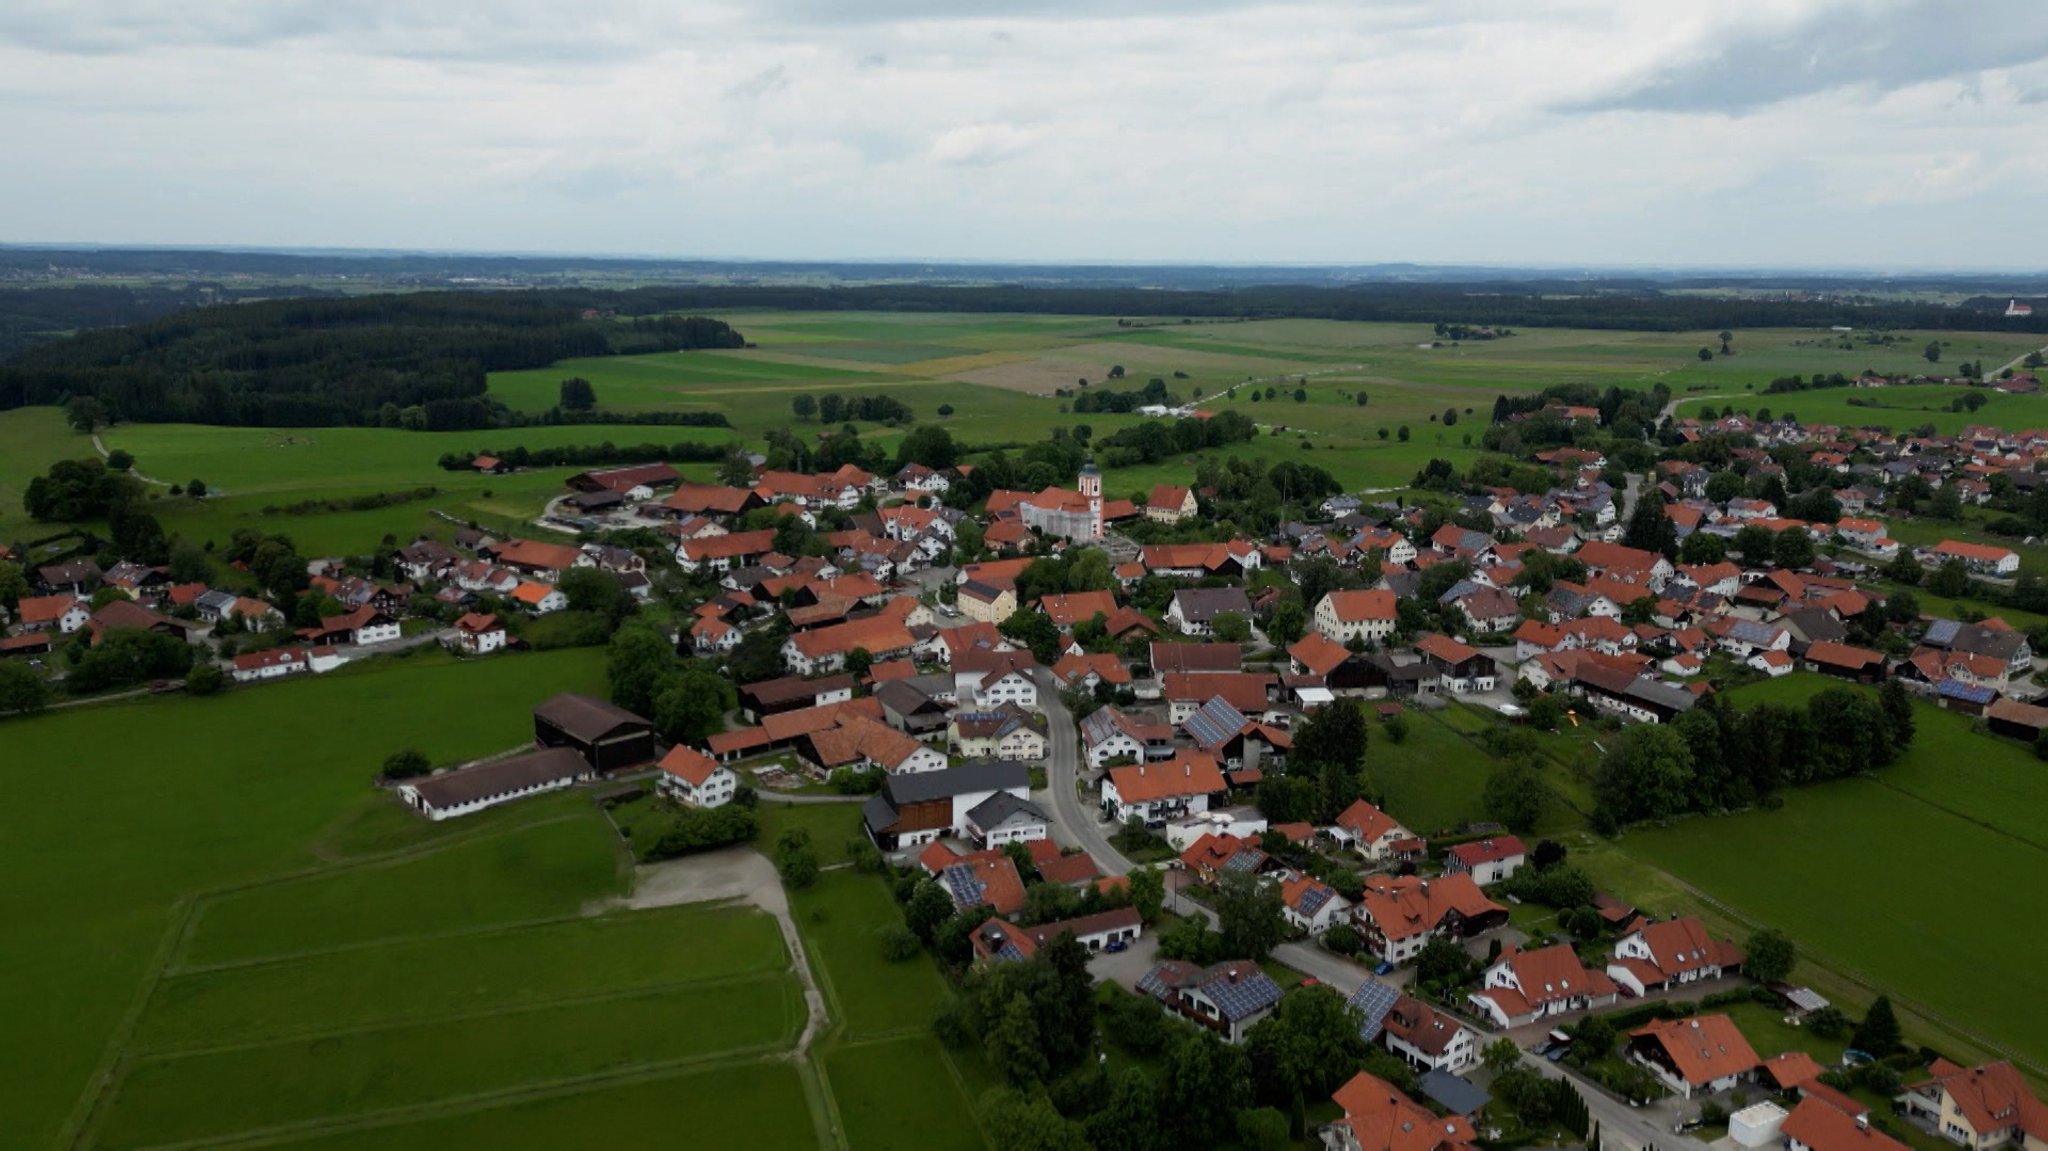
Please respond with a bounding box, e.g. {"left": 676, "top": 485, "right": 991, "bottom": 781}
{"left": 1184, "top": 697, "right": 1248, "bottom": 748}
{"left": 1347, "top": 979, "right": 1400, "bottom": 1041}
{"left": 1299, "top": 886, "right": 1333, "bottom": 917}
{"left": 942, "top": 864, "right": 986, "bottom": 908}
{"left": 1924, "top": 619, "right": 1962, "bottom": 646}
{"left": 1205, "top": 970, "right": 1282, "bottom": 1021}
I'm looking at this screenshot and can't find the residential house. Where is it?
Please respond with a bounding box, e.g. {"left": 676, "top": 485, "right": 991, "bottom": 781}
{"left": 1136, "top": 959, "right": 1283, "bottom": 1043}
{"left": 1606, "top": 916, "right": 1744, "bottom": 997}
{"left": 950, "top": 706, "right": 1050, "bottom": 762}
{"left": 969, "top": 907, "right": 1142, "bottom": 963}
{"left": 676, "top": 529, "right": 777, "bottom": 573}
{"left": 1331, "top": 799, "right": 1421, "bottom": 863}
{"left": 1627, "top": 1014, "right": 1760, "bottom": 1099}
{"left": 657, "top": 745, "right": 738, "bottom": 808}
{"left": 1379, "top": 994, "right": 1478, "bottom": 1074}
{"left": 229, "top": 647, "right": 310, "bottom": 683}
{"left": 15, "top": 594, "right": 89, "bottom": 634}
{"left": 1443, "top": 836, "right": 1525, "bottom": 885}
{"left": 1315, "top": 589, "right": 1398, "bottom": 645}
{"left": 1080, "top": 706, "right": 1174, "bottom": 768}
{"left": 953, "top": 648, "right": 1039, "bottom": 708}
{"left": 1896, "top": 1060, "right": 2047, "bottom": 1151}
{"left": 488, "top": 538, "right": 592, "bottom": 581}
{"left": 1167, "top": 587, "right": 1254, "bottom": 637}
{"left": 1146, "top": 484, "right": 1198, "bottom": 524}
{"left": 450, "top": 612, "right": 507, "bottom": 654}
{"left": 961, "top": 792, "right": 1050, "bottom": 849}
{"left": 958, "top": 579, "right": 1018, "bottom": 624}
{"left": 1280, "top": 873, "right": 1352, "bottom": 934}
{"left": 1354, "top": 874, "right": 1507, "bottom": 965}
{"left": 1783, "top": 1097, "right": 1909, "bottom": 1151}
{"left": 861, "top": 760, "right": 1033, "bottom": 850}
{"left": 1100, "top": 751, "right": 1227, "bottom": 825}
{"left": 1414, "top": 635, "right": 1497, "bottom": 693}
{"left": 510, "top": 581, "right": 569, "bottom": 615}
{"left": 1467, "top": 943, "right": 1619, "bottom": 1028}
{"left": 1324, "top": 1071, "right": 1478, "bottom": 1151}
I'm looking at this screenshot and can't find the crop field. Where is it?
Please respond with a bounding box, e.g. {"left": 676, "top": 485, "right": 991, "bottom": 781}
{"left": 1677, "top": 382, "right": 2048, "bottom": 437}
{"left": 1611, "top": 675, "right": 2048, "bottom": 1074}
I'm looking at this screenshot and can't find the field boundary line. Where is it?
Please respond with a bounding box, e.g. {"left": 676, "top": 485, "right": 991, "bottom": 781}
{"left": 1867, "top": 776, "right": 2048, "bottom": 856}
{"left": 114, "top": 1048, "right": 801, "bottom": 1151}
{"left": 127, "top": 972, "right": 793, "bottom": 1061}
{"left": 304, "top": 785, "right": 584, "bottom": 865}
{"left": 59, "top": 896, "right": 198, "bottom": 1151}
{"left": 166, "top": 897, "right": 764, "bottom": 979}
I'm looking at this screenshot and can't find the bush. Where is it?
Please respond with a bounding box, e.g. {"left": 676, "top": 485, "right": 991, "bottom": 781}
{"left": 879, "top": 924, "right": 921, "bottom": 962}
{"left": 645, "top": 805, "right": 759, "bottom": 860}
{"left": 184, "top": 663, "right": 226, "bottom": 697}
{"left": 380, "top": 748, "right": 432, "bottom": 780}
{"left": 1805, "top": 1005, "right": 1850, "bottom": 1039}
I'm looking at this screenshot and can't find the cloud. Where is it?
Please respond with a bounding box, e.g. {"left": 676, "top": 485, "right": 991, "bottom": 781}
{"left": 1564, "top": 0, "right": 2048, "bottom": 114}
{"left": 927, "top": 123, "right": 1038, "bottom": 167}
{"left": 726, "top": 64, "right": 791, "bottom": 101}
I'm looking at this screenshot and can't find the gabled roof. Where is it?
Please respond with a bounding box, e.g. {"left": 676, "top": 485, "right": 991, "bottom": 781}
{"left": 1288, "top": 632, "right": 1356, "bottom": 676}
{"left": 1321, "top": 589, "right": 1397, "bottom": 622}
{"left": 1330, "top": 1072, "right": 1478, "bottom": 1151}
{"left": 1629, "top": 1014, "right": 1760, "bottom": 1086}
{"left": 1106, "top": 752, "right": 1226, "bottom": 803}
{"left": 1905, "top": 1061, "right": 2048, "bottom": 1141}
{"left": 1780, "top": 1097, "right": 1905, "bottom": 1151}
{"left": 1336, "top": 799, "right": 1405, "bottom": 844}
{"left": 658, "top": 745, "right": 722, "bottom": 787}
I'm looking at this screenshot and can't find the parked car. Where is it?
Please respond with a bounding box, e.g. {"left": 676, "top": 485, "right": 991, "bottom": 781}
{"left": 1105, "top": 939, "right": 1128, "bottom": 954}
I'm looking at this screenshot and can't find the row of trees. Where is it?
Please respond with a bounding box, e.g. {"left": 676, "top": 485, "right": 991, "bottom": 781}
{"left": 432, "top": 439, "right": 728, "bottom": 471}
{"left": 788, "top": 392, "right": 916, "bottom": 425}
{"left": 1593, "top": 684, "right": 1916, "bottom": 830}
{"left": 1, "top": 293, "right": 745, "bottom": 428}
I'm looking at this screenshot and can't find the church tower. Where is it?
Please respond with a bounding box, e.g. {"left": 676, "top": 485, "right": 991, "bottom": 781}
{"left": 1079, "top": 455, "right": 1103, "bottom": 540}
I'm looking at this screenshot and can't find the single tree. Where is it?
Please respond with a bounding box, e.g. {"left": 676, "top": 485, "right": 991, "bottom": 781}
{"left": 791, "top": 393, "right": 817, "bottom": 422}
{"left": 1744, "top": 927, "right": 1797, "bottom": 984}
{"left": 558, "top": 376, "right": 597, "bottom": 411}
{"left": 186, "top": 479, "right": 209, "bottom": 499}
{"left": 381, "top": 748, "right": 432, "bottom": 779}
{"left": 1853, "top": 995, "right": 1903, "bottom": 1056}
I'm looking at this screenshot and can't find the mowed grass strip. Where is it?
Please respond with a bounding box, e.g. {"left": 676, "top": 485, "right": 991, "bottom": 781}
{"left": 136, "top": 904, "right": 785, "bottom": 1051}
{"left": 826, "top": 1036, "right": 986, "bottom": 1151}
{"left": 790, "top": 871, "right": 950, "bottom": 1039}
{"left": 181, "top": 812, "right": 626, "bottom": 968}
{"left": 97, "top": 975, "right": 799, "bottom": 1149}
{"left": 1622, "top": 777, "right": 2048, "bottom": 1071}
{"left": 251, "top": 1059, "right": 818, "bottom": 1151}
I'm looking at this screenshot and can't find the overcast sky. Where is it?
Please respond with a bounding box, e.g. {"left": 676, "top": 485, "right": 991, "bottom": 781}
{"left": 2, "top": 0, "right": 2044, "bottom": 268}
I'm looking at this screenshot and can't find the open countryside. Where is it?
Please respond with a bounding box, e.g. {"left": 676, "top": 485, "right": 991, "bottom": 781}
{"left": 5, "top": 281, "right": 2048, "bottom": 1151}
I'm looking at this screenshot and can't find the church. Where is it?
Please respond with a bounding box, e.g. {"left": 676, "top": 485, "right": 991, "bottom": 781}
{"left": 1016, "top": 457, "right": 1105, "bottom": 542}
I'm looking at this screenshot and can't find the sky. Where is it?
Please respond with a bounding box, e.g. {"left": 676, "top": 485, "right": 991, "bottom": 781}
{"left": 2, "top": 0, "right": 2045, "bottom": 269}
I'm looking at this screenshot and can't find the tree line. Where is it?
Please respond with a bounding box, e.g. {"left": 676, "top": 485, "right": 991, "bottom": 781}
{"left": 1593, "top": 683, "right": 1917, "bottom": 832}
{"left": 435, "top": 440, "right": 730, "bottom": 471}
{"left": 0, "top": 292, "right": 743, "bottom": 428}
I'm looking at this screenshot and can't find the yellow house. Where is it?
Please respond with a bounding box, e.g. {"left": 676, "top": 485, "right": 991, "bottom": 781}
{"left": 1146, "top": 484, "right": 1198, "bottom": 524}
{"left": 958, "top": 579, "right": 1017, "bottom": 624}
{"left": 1898, "top": 1061, "right": 2048, "bottom": 1151}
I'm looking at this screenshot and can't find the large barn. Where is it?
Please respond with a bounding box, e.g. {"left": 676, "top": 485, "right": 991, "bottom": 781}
{"left": 533, "top": 693, "right": 656, "bottom": 773}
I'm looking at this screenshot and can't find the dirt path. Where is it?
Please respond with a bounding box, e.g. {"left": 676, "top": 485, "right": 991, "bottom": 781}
{"left": 89, "top": 432, "right": 176, "bottom": 488}
{"left": 1994, "top": 342, "right": 2048, "bottom": 378}
{"left": 605, "top": 847, "right": 829, "bottom": 1058}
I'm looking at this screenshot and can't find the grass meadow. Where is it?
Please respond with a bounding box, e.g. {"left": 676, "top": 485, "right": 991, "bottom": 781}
{"left": 1606, "top": 675, "right": 2048, "bottom": 1073}
{"left": 0, "top": 648, "right": 609, "bottom": 1149}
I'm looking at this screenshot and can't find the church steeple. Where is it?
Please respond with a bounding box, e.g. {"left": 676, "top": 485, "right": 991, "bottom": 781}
{"left": 1079, "top": 455, "right": 1102, "bottom": 540}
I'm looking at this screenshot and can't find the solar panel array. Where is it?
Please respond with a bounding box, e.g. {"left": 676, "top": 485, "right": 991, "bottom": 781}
{"left": 1204, "top": 969, "right": 1282, "bottom": 1022}
{"left": 1183, "top": 697, "right": 1248, "bottom": 748}
{"left": 1346, "top": 979, "right": 1400, "bottom": 1042}
{"left": 1297, "top": 884, "right": 1335, "bottom": 918}
{"left": 1923, "top": 618, "right": 1962, "bottom": 647}
{"left": 941, "top": 863, "right": 986, "bottom": 908}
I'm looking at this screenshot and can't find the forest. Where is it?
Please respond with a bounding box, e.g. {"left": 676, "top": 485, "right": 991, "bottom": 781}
{"left": 0, "top": 293, "right": 744, "bottom": 428}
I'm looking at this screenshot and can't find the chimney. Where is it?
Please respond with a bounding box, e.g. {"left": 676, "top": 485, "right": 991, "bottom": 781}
{"left": 1856, "top": 1116, "right": 1869, "bottom": 1130}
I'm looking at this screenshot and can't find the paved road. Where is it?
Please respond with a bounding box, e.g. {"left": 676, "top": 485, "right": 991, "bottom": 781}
{"left": 1657, "top": 391, "right": 1737, "bottom": 424}
{"left": 1033, "top": 668, "right": 1134, "bottom": 874}
{"left": 1993, "top": 342, "right": 2048, "bottom": 378}
{"left": 1621, "top": 471, "right": 1642, "bottom": 525}
{"left": 1523, "top": 1052, "right": 1711, "bottom": 1151}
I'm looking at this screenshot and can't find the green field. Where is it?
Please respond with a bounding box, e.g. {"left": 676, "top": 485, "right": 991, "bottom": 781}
{"left": 825, "top": 1036, "right": 987, "bottom": 1151}
{"left": 1361, "top": 706, "right": 1499, "bottom": 835}
{"left": 1612, "top": 675, "right": 2048, "bottom": 1073}
{"left": 0, "top": 649, "right": 610, "bottom": 1149}
{"left": 791, "top": 868, "right": 953, "bottom": 1040}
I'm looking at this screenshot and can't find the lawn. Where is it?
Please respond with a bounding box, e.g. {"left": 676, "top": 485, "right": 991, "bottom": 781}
{"left": 180, "top": 811, "right": 628, "bottom": 967}
{"left": 97, "top": 975, "right": 800, "bottom": 1149}
{"left": 824, "top": 1036, "right": 987, "bottom": 1151}
{"left": 789, "top": 869, "right": 953, "bottom": 1040}
{"left": 758, "top": 799, "right": 870, "bottom": 867}
{"left": 1362, "top": 707, "right": 1499, "bottom": 835}
{"left": 0, "top": 648, "right": 607, "bottom": 1149}
{"left": 247, "top": 1060, "right": 819, "bottom": 1151}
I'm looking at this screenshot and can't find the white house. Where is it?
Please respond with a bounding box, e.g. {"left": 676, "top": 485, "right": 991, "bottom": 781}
{"left": 1443, "top": 836, "right": 1525, "bottom": 886}
{"left": 657, "top": 745, "right": 738, "bottom": 809}
{"left": 1467, "top": 943, "right": 1618, "bottom": 1028}
{"left": 1100, "top": 752, "right": 1226, "bottom": 825}
{"left": 1279, "top": 874, "right": 1351, "bottom": 934}
{"left": 1377, "top": 994, "right": 1479, "bottom": 1074}
{"left": 511, "top": 582, "right": 570, "bottom": 615}
{"left": 1314, "top": 589, "right": 1397, "bottom": 644}
{"left": 962, "top": 791, "right": 1050, "bottom": 849}
{"left": 229, "top": 647, "right": 309, "bottom": 683}
{"left": 1605, "top": 917, "right": 1744, "bottom": 996}
{"left": 451, "top": 612, "right": 507, "bottom": 655}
